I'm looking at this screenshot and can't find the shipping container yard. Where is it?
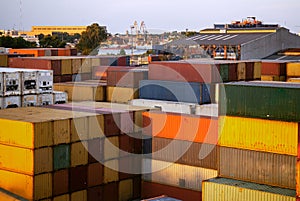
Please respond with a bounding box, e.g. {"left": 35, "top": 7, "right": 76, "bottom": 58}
{"left": 1, "top": 15, "right": 300, "bottom": 200}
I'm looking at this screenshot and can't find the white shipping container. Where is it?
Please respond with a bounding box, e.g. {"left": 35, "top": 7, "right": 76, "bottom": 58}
{"left": 0, "top": 72, "right": 3, "bottom": 96}
{"left": 202, "top": 178, "right": 296, "bottom": 201}
{"left": 22, "top": 95, "right": 38, "bottom": 107}
{"left": 53, "top": 91, "right": 68, "bottom": 104}
{"left": 142, "top": 159, "right": 217, "bottom": 191}
{"left": 2, "top": 96, "right": 21, "bottom": 109}
{"left": 195, "top": 104, "right": 218, "bottom": 117}
{"left": 37, "top": 70, "right": 53, "bottom": 94}
{"left": 0, "top": 68, "right": 21, "bottom": 96}
{"left": 37, "top": 94, "right": 53, "bottom": 106}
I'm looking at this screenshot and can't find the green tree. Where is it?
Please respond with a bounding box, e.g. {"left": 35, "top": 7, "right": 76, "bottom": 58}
{"left": 77, "top": 23, "right": 107, "bottom": 55}
{"left": 119, "top": 48, "right": 126, "bottom": 55}
{"left": 39, "top": 35, "right": 66, "bottom": 48}
{"left": 0, "top": 36, "right": 36, "bottom": 48}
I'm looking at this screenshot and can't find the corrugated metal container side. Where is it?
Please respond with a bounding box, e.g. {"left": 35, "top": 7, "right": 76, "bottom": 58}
{"left": 92, "top": 66, "right": 108, "bottom": 80}
{"left": 219, "top": 116, "right": 298, "bottom": 155}
{"left": 297, "top": 160, "right": 300, "bottom": 196}
{"left": 228, "top": 63, "right": 238, "bottom": 81}
{"left": 218, "top": 146, "right": 297, "bottom": 189}
{"left": 88, "top": 162, "right": 103, "bottom": 187}
{"left": 261, "top": 61, "right": 286, "bottom": 76}
{"left": 202, "top": 177, "right": 296, "bottom": 201}
{"left": 119, "top": 179, "right": 133, "bottom": 201}
{"left": 103, "top": 160, "right": 119, "bottom": 183}
{"left": 22, "top": 94, "right": 38, "bottom": 107}
{"left": 53, "top": 169, "right": 69, "bottom": 196}
{"left": 69, "top": 165, "right": 88, "bottom": 192}
{"left": 0, "top": 54, "right": 8, "bottom": 66}
{"left": 53, "top": 118, "right": 70, "bottom": 145}
{"left": 245, "top": 62, "right": 254, "bottom": 80}
{"left": 287, "top": 78, "right": 300, "bottom": 83}
{"left": 107, "top": 68, "right": 148, "bottom": 88}
{"left": 149, "top": 61, "right": 222, "bottom": 83}
{"left": 150, "top": 137, "right": 218, "bottom": 170}
{"left": 81, "top": 58, "right": 92, "bottom": 73}
{"left": 87, "top": 186, "right": 103, "bottom": 201}
{"left": 103, "top": 182, "right": 119, "bottom": 201}
{"left": 141, "top": 181, "right": 202, "bottom": 201}
{"left": 0, "top": 145, "right": 52, "bottom": 175}
{"left": 142, "top": 159, "right": 217, "bottom": 191}
{"left": 107, "top": 86, "right": 139, "bottom": 103}
{"left": 219, "top": 82, "right": 300, "bottom": 122}
{"left": 53, "top": 144, "right": 70, "bottom": 171}
{"left": 71, "top": 58, "right": 82, "bottom": 74}
{"left": 61, "top": 59, "right": 72, "bottom": 75}
{"left": 0, "top": 97, "right": 2, "bottom": 109}
{"left": 143, "top": 111, "right": 218, "bottom": 144}
{"left": 37, "top": 93, "right": 54, "bottom": 106}
{"left": 139, "top": 80, "right": 213, "bottom": 104}
{"left": 237, "top": 62, "right": 246, "bottom": 80}
{"left": 287, "top": 62, "right": 300, "bottom": 77}
{"left": 0, "top": 170, "right": 52, "bottom": 200}
{"left": 71, "top": 141, "right": 88, "bottom": 167}
{"left": 70, "top": 190, "right": 87, "bottom": 201}
{"left": 104, "top": 136, "right": 119, "bottom": 161}
{"left": 253, "top": 61, "right": 262, "bottom": 79}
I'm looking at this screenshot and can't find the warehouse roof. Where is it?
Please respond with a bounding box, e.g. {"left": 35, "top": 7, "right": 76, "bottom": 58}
{"left": 186, "top": 33, "right": 271, "bottom": 46}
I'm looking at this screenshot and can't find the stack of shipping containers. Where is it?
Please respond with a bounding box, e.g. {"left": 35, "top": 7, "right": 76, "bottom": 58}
{"left": 0, "top": 102, "right": 155, "bottom": 201}
{"left": 202, "top": 81, "right": 300, "bottom": 201}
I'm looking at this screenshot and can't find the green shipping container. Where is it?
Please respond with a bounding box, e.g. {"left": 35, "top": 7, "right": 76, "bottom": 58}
{"left": 219, "top": 81, "right": 300, "bottom": 122}
{"left": 53, "top": 144, "right": 70, "bottom": 170}
{"left": 219, "top": 64, "right": 229, "bottom": 82}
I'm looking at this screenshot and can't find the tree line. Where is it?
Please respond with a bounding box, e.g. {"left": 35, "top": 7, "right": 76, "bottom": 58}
{"left": 0, "top": 23, "right": 107, "bottom": 55}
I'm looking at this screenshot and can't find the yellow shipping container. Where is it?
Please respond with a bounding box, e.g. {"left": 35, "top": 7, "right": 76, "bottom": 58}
{"left": 106, "top": 86, "right": 139, "bottom": 103}
{"left": 237, "top": 62, "right": 246, "bottom": 80}
{"left": 253, "top": 61, "right": 262, "bottom": 79}
{"left": 71, "top": 141, "right": 88, "bottom": 167}
{"left": 81, "top": 58, "right": 92, "bottom": 73}
{"left": 0, "top": 188, "right": 27, "bottom": 201}
{"left": 0, "top": 170, "right": 52, "bottom": 200}
{"left": 119, "top": 179, "right": 133, "bottom": 201}
{"left": 88, "top": 115, "right": 105, "bottom": 139}
{"left": 61, "top": 59, "right": 72, "bottom": 75}
{"left": 219, "top": 116, "right": 298, "bottom": 155}
{"left": 53, "top": 119, "right": 70, "bottom": 145}
{"left": 71, "top": 190, "right": 87, "bottom": 201}
{"left": 202, "top": 178, "right": 296, "bottom": 201}
{"left": 53, "top": 194, "right": 70, "bottom": 201}
{"left": 0, "top": 145, "right": 52, "bottom": 175}
{"left": 0, "top": 54, "right": 8, "bottom": 66}
{"left": 103, "top": 160, "right": 119, "bottom": 184}
{"left": 91, "top": 58, "right": 101, "bottom": 67}
{"left": 287, "top": 62, "right": 300, "bottom": 77}
{"left": 104, "top": 136, "right": 119, "bottom": 161}
{"left": 261, "top": 75, "right": 286, "bottom": 81}
{"left": 0, "top": 107, "right": 100, "bottom": 149}
{"left": 71, "top": 117, "right": 89, "bottom": 142}
{"left": 287, "top": 78, "right": 300, "bottom": 83}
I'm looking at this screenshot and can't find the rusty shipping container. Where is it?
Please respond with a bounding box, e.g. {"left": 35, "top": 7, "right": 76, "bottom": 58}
{"left": 202, "top": 177, "right": 296, "bottom": 201}
{"left": 218, "top": 146, "right": 296, "bottom": 189}
{"left": 261, "top": 61, "right": 286, "bottom": 75}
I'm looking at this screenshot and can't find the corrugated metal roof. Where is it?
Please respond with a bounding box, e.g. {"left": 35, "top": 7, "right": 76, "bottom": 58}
{"left": 264, "top": 54, "right": 300, "bottom": 61}
{"left": 186, "top": 33, "right": 271, "bottom": 45}
{"left": 206, "top": 178, "right": 296, "bottom": 197}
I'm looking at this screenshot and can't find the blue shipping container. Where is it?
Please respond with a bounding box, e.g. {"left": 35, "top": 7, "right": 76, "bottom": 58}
{"left": 139, "top": 80, "right": 212, "bottom": 104}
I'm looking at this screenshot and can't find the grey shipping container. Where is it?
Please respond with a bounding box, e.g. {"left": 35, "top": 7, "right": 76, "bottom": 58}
{"left": 37, "top": 93, "right": 53, "bottom": 106}
{"left": 22, "top": 94, "right": 38, "bottom": 107}
{"left": 218, "top": 146, "right": 296, "bottom": 189}
{"left": 53, "top": 91, "right": 68, "bottom": 104}
{"left": 139, "top": 80, "right": 213, "bottom": 104}
{"left": 37, "top": 70, "right": 53, "bottom": 94}
{"left": 0, "top": 69, "right": 21, "bottom": 96}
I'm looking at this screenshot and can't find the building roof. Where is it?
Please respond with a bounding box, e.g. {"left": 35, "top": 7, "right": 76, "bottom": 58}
{"left": 186, "top": 33, "right": 271, "bottom": 46}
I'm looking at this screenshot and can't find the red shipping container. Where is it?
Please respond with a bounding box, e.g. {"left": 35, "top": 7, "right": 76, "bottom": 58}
{"left": 103, "top": 182, "right": 118, "bottom": 201}
{"left": 88, "top": 186, "right": 103, "bottom": 201}
{"left": 70, "top": 165, "right": 88, "bottom": 192}
{"left": 53, "top": 169, "right": 69, "bottom": 196}
{"left": 88, "top": 138, "right": 103, "bottom": 164}
{"left": 88, "top": 163, "right": 104, "bottom": 187}
{"left": 261, "top": 61, "right": 286, "bottom": 76}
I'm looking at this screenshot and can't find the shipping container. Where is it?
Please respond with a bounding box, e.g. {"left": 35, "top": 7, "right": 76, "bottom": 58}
{"left": 261, "top": 75, "right": 286, "bottom": 81}
{"left": 37, "top": 70, "right": 53, "bottom": 94}
{"left": 237, "top": 62, "right": 246, "bottom": 80}
{"left": 0, "top": 188, "right": 27, "bottom": 201}
{"left": 53, "top": 91, "right": 68, "bottom": 104}
{"left": 219, "top": 116, "right": 298, "bottom": 155}
{"left": 87, "top": 186, "right": 103, "bottom": 201}
{"left": 53, "top": 169, "right": 69, "bottom": 196}
{"left": 53, "top": 194, "right": 70, "bottom": 201}
{"left": 70, "top": 166, "right": 88, "bottom": 192}
{"left": 107, "top": 68, "right": 148, "bottom": 88}
{"left": 287, "top": 62, "right": 300, "bottom": 77}
{"left": 53, "top": 144, "right": 70, "bottom": 170}
{"left": 37, "top": 93, "right": 53, "bottom": 106}
{"left": 107, "top": 86, "right": 139, "bottom": 103}
{"left": 0, "top": 68, "right": 21, "bottom": 96}
{"left": 71, "top": 116, "right": 89, "bottom": 142}
{"left": 245, "top": 62, "right": 254, "bottom": 80}
{"left": 143, "top": 111, "right": 218, "bottom": 144}
{"left": 103, "top": 160, "right": 119, "bottom": 183}
{"left": 287, "top": 78, "right": 300, "bottom": 83}
{"left": 71, "top": 141, "right": 88, "bottom": 167}
{"left": 219, "top": 81, "right": 300, "bottom": 121}
{"left": 0, "top": 170, "right": 52, "bottom": 200}
{"left": 119, "top": 179, "right": 133, "bottom": 201}
{"left": 150, "top": 137, "right": 218, "bottom": 170}
{"left": 22, "top": 94, "right": 38, "bottom": 107}
{"left": 202, "top": 177, "right": 296, "bottom": 201}
{"left": 142, "top": 159, "right": 217, "bottom": 191}
{"left": 218, "top": 146, "right": 296, "bottom": 189}
{"left": 92, "top": 66, "right": 108, "bottom": 80}
{"left": 0, "top": 54, "right": 8, "bottom": 66}
{"left": 61, "top": 59, "right": 72, "bottom": 75}
{"left": 297, "top": 160, "right": 300, "bottom": 196}
{"left": 103, "top": 182, "right": 118, "bottom": 201}
{"left": 0, "top": 144, "right": 52, "bottom": 175}
{"left": 142, "top": 195, "right": 181, "bottom": 201}
{"left": 71, "top": 58, "right": 82, "bottom": 74}
{"left": 88, "top": 162, "right": 103, "bottom": 187}
{"left": 0, "top": 97, "right": 2, "bottom": 109}
{"left": 141, "top": 181, "right": 201, "bottom": 201}
{"left": 253, "top": 61, "right": 262, "bottom": 79}
{"left": 139, "top": 80, "right": 213, "bottom": 104}
{"left": 70, "top": 190, "right": 87, "bottom": 201}
{"left": 261, "top": 61, "right": 286, "bottom": 76}
{"left": 72, "top": 73, "right": 92, "bottom": 82}
{"left": 3, "top": 96, "right": 21, "bottom": 108}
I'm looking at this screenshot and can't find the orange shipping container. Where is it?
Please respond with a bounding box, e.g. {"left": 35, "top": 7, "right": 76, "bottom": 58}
{"left": 143, "top": 111, "right": 218, "bottom": 144}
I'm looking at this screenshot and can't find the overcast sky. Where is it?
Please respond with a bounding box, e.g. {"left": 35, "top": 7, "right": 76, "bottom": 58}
{"left": 1, "top": 0, "right": 300, "bottom": 34}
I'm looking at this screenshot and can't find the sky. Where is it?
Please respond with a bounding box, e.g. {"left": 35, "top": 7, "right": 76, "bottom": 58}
{"left": 1, "top": 0, "right": 300, "bottom": 34}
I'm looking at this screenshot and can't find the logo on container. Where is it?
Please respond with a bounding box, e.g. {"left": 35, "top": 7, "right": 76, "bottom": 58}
{"left": 72, "top": 30, "right": 227, "bottom": 174}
